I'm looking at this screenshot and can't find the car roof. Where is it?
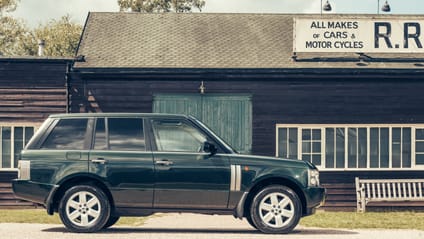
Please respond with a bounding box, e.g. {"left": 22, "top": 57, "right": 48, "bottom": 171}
{"left": 48, "top": 113, "right": 189, "bottom": 119}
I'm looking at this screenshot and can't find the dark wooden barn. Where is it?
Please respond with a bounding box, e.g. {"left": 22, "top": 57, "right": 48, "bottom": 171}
{"left": 3, "top": 13, "right": 424, "bottom": 211}
{"left": 0, "top": 57, "right": 72, "bottom": 207}
{"left": 70, "top": 12, "right": 424, "bottom": 210}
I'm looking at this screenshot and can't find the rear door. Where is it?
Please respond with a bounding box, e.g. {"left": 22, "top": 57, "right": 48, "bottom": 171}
{"left": 31, "top": 118, "right": 91, "bottom": 183}
{"left": 89, "top": 117, "right": 154, "bottom": 208}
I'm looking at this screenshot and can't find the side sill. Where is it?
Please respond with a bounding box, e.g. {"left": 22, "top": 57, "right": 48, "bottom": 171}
{"left": 115, "top": 208, "right": 234, "bottom": 217}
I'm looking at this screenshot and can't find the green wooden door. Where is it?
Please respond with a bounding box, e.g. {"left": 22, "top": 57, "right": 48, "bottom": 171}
{"left": 153, "top": 94, "right": 252, "bottom": 154}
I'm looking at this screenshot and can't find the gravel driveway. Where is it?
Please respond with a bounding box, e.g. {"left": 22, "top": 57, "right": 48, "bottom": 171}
{"left": 0, "top": 213, "right": 423, "bottom": 239}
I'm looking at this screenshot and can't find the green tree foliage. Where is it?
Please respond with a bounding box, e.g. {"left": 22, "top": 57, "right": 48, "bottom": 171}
{"left": 118, "top": 0, "right": 205, "bottom": 13}
{"left": 0, "top": 0, "right": 19, "bottom": 14}
{"left": 33, "top": 16, "right": 82, "bottom": 57}
{"left": 0, "top": 14, "right": 82, "bottom": 57}
{"left": 0, "top": 16, "right": 34, "bottom": 55}
{"left": 1, "top": 0, "right": 81, "bottom": 56}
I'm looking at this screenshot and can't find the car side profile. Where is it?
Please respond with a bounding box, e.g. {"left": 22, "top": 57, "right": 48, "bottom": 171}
{"left": 13, "top": 113, "right": 325, "bottom": 233}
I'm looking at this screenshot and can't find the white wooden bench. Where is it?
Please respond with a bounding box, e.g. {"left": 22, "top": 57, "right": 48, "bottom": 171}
{"left": 355, "top": 177, "right": 424, "bottom": 212}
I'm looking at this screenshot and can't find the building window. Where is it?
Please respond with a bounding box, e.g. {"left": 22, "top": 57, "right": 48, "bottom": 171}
{"left": 277, "top": 128, "right": 298, "bottom": 159}
{"left": 276, "top": 124, "right": 418, "bottom": 170}
{"left": 325, "top": 128, "right": 345, "bottom": 168}
{"left": 0, "top": 126, "right": 35, "bottom": 169}
{"left": 301, "top": 128, "right": 321, "bottom": 166}
{"left": 415, "top": 128, "right": 424, "bottom": 166}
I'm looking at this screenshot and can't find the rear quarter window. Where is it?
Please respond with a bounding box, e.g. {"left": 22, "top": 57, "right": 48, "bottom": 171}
{"left": 41, "top": 118, "right": 89, "bottom": 150}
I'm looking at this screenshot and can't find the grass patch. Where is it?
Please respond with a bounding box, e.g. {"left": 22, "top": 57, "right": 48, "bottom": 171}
{"left": 0, "top": 209, "right": 61, "bottom": 224}
{"left": 0, "top": 209, "right": 149, "bottom": 226}
{"left": 300, "top": 211, "right": 424, "bottom": 230}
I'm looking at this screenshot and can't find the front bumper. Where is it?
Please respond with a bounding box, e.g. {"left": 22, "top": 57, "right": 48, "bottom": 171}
{"left": 303, "top": 186, "right": 326, "bottom": 216}
{"left": 12, "top": 179, "right": 56, "bottom": 206}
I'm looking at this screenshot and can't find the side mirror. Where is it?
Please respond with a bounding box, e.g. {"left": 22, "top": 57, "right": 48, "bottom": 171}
{"left": 203, "top": 141, "right": 217, "bottom": 156}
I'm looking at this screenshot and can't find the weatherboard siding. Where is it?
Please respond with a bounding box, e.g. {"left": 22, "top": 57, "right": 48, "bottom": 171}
{"left": 0, "top": 60, "right": 69, "bottom": 123}
{"left": 70, "top": 76, "right": 424, "bottom": 157}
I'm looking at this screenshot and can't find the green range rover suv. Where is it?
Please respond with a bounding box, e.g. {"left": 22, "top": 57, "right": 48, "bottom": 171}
{"left": 13, "top": 113, "right": 325, "bottom": 233}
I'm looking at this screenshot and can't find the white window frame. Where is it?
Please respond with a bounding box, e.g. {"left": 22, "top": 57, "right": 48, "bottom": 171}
{"left": 276, "top": 124, "right": 424, "bottom": 171}
{"left": 0, "top": 123, "right": 38, "bottom": 171}
{"left": 299, "top": 128, "right": 323, "bottom": 166}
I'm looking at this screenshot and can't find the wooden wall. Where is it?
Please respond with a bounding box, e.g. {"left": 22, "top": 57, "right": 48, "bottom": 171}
{"left": 0, "top": 59, "right": 70, "bottom": 208}
{"left": 70, "top": 76, "right": 424, "bottom": 157}
{"left": 0, "top": 59, "right": 70, "bottom": 123}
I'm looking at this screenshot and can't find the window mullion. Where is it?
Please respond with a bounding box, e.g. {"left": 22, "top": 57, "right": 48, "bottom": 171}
{"left": 400, "top": 128, "right": 403, "bottom": 168}
{"left": 389, "top": 127, "right": 392, "bottom": 169}
{"left": 321, "top": 127, "right": 325, "bottom": 169}
{"left": 0, "top": 127, "right": 2, "bottom": 168}
{"left": 310, "top": 129, "right": 312, "bottom": 163}
{"left": 378, "top": 128, "right": 381, "bottom": 168}
{"left": 356, "top": 128, "right": 359, "bottom": 168}
{"left": 334, "top": 128, "right": 337, "bottom": 168}
{"left": 11, "top": 126, "right": 14, "bottom": 169}
{"left": 367, "top": 127, "right": 370, "bottom": 169}
{"left": 344, "top": 127, "right": 348, "bottom": 170}
{"left": 297, "top": 127, "right": 302, "bottom": 161}
{"left": 286, "top": 129, "right": 290, "bottom": 158}
{"left": 412, "top": 127, "right": 416, "bottom": 168}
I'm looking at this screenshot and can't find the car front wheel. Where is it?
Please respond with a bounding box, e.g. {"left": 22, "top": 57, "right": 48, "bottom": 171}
{"left": 59, "top": 185, "right": 111, "bottom": 233}
{"left": 249, "top": 185, "right": 301, "bottom": 234}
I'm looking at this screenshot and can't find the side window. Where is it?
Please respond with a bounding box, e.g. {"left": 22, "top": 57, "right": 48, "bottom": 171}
{"left": 41, "top": 119, "right": 88, "bottom": 150}
{"left": 152, "top": 120, "right": 207, "bottom": 152}
{"left": 94, "top": 118, "right": 145, "bottom": 151}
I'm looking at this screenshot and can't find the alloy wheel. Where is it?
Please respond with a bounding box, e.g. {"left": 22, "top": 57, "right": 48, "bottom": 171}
{"left": 258, "top": 192, "right": 294, "bottom": 228}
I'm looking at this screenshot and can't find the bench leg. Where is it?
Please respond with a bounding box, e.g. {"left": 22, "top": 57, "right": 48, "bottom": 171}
{"left": 357, "top": 194, "right": 366, "bottom": 212}
{"left": 356, "top": 177, "right": 366, "bottom": 213}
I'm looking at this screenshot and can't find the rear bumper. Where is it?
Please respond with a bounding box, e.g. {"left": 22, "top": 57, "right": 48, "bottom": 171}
{"left": 12, "top": 179, "right": 55, "bottom": 206}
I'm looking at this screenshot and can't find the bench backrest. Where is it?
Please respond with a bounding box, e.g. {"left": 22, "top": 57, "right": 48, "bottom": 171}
{"left": 356, "top": 178, "right": 424, "bottom": 201}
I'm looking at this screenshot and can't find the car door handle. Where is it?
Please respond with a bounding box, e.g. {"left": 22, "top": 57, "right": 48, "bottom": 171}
{"left": 91, "top": 158, "right": 107, "bottom": 164}
{"left": 155, "top": 160, "right": 174, "bottom": 166}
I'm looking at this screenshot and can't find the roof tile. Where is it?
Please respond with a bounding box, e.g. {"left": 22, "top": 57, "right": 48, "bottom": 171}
{"left": 75, "top": 13, "right": 424, "bottom": 69}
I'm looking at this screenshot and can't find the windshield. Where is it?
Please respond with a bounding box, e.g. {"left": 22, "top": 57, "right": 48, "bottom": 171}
{"left": 189, "top": 116, "right": 238, "bottom": 154}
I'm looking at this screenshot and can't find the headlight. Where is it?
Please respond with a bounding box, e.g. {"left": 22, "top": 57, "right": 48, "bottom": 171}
{"left": 308, "top": 169, "right": 320, "bottom": 187}
{"left": 18, "top": 160, "right": 31, "bottom": 180}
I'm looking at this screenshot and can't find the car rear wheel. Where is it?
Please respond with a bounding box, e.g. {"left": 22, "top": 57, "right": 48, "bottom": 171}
{"left": 249, "top": 185, "right": 301, "bottom": 234}
{"left": 103, "top": 215, "right": 120, "bottom": 229}
{"left": 59, "top": 185, "right": 111, "bottom": 233}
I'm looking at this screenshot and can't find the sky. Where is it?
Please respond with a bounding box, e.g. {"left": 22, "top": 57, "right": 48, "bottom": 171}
{"left": 6, "top": 0, "right": 424, "bottom": 28}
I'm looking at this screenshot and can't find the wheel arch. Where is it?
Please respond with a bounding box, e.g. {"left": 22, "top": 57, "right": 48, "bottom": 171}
{"left": 47, "top": 174, "right": 114, "bottom": 215}
{"left": 242, "top": 177, "right": 307, "bottom": 218}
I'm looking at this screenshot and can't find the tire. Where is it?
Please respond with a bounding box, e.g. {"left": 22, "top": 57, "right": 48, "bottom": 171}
{"left": 249, "top": 185, "right": 301, "bottom": 234}
{"left": 58, "top": 185, "right": 111, "bottom": 233}
{"left": 103, "top": 216, "right": 120, "bottom": 229}
{"left": 245, "top": 214, "right": 257, "bottom": 230}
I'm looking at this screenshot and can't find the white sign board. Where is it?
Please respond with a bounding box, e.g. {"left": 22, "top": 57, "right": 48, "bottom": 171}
{"left": 293, "top": 18, "right": 424, "bottom": 53}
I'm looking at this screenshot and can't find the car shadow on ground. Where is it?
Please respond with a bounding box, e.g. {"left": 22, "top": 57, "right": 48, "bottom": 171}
{"left": 43, "top": 227, "right": 358, "bottom": 235}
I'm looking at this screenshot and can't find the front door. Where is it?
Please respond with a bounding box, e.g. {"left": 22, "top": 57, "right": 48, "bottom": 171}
{"left": 89, "top": 117, "right": 154, "bottom": 208}
{"left": 149, "top": 118, "right": 230, "bottom": 209}
{"left": 153, "top": 94, "right": 252, "bottom": 154}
